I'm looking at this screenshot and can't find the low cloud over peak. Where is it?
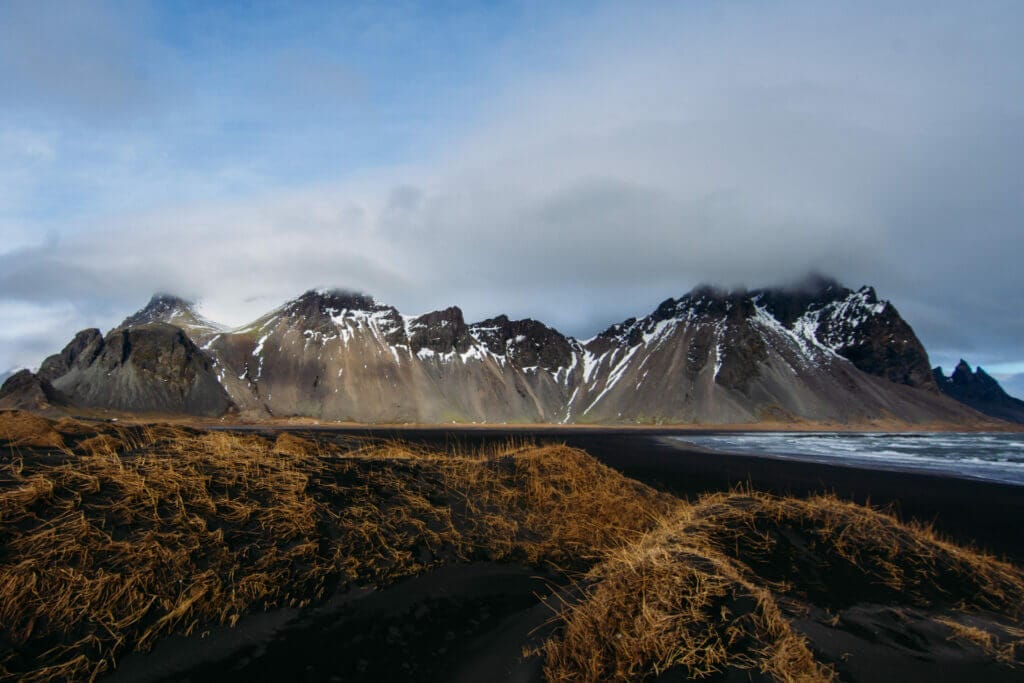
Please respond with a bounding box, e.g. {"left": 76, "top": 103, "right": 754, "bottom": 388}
{"left": 1, "top": 1, "right": 1022, "bottom": 373}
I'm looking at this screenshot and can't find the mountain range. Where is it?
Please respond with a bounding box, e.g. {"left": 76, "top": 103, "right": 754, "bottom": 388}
{"left": 933, "top": 361, "right": 1024, "bottom": 424}
{"left": 0, "top": 276, "right": 1015, "bottom": 426}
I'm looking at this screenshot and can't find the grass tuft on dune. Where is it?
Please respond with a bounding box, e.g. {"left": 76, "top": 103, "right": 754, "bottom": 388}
{"left": 541, "top": 490, "right": 1024, "bottom": 681}
{"left": 686, "top": 490, "right": 1024, "bottom": 615}
{"left": 541, "top": 533, "right": 833, "bottom": 682}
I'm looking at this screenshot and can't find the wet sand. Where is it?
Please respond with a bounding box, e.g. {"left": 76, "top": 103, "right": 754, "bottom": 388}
{"left": 109, "top": 563, "right": 562, "bottom": 683}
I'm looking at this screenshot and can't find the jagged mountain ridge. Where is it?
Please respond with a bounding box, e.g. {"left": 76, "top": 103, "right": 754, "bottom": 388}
{"left": 934, "top": 360, "right": 1024, "bottom": 424}
{"left": 1, "top": 279, "right": 990, "bottom": 424}
{"left": 195, "top": 290, "right": 573, "bottom": 423}
{"left": 1, "top": 323, "right": 233, "bottom": 416}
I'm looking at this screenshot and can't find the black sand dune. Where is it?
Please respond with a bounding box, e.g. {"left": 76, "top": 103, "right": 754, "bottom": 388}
{"left": 109, "top": 563, "right": 557, "bottom": 683}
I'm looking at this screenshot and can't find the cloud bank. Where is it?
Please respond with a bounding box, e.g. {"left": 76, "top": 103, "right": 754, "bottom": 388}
{"left": 1, "top": 1, "right": 1022, "bottom": 374}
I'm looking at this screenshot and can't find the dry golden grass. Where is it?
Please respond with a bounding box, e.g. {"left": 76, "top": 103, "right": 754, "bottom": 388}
{"left": 0, "top": 411, "right": 67, "bottom": 449}
{"left": 685, "top": 489, "right": 1024, "bottom": 615}
{"left": 2, "top": 411, "right": 1023, "bottom": 682}
{"left": 0, "top": 412, "right": 674, "bottom": 681}
{"left": 542, "top": 533, "right": 834, "bottom": 682}
{"left": 935, "top": 616, "right": 1024, "bottom": 664}
{"left": 540, "top": 488, "right": 1024, "bottom": 681}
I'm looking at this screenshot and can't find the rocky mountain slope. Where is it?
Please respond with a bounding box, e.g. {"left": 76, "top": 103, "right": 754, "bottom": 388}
{"left": 934, "top": 360, "right": 1024, "bottom": 424}
{"left": 117, "top": 293, "right": 226, "bottom": 342}
{"left": 1, "top": 321, "right": 232, "bottom": 417}
{"left": 0, "top": 369, "right": 64, "bottom": 413}
{"left": 0, "top": 278, "right": 994, "bottom": 425}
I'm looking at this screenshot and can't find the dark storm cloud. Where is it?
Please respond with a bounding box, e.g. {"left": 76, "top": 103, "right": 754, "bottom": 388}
{"left": 1, "top": 1, "right": 1022, "bottom": 374}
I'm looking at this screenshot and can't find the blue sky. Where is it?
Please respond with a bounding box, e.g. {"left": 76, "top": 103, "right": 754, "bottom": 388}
{"left": 2, "top": 1, "right": 558, "bottom": 225}
{"left": 1, "top": 0, "right": 1023, "bottom": 383}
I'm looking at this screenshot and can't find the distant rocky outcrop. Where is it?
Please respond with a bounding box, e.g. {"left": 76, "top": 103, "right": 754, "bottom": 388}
{"left": 6, "top": 279, "right": 995, "bottom": 425}
{"left": 0, "top": 369, "right": 64, "bottom": 412}
{"left": 34, "top": 323, "right": 233, "bottom": 416}
{"left": 933, "top": 360, "right": 1024, "bottom": 424}
{"left": 37, "top": 328, "right": 104, "bottom": 382}
{"left": 409, "top": 307, "right": 472, "bottom": 355}
{"left": 753, "top": 275, "right": 937, "bottom": 391}
{"left": 470, "top": 316, "right": 574, "bottom": 372}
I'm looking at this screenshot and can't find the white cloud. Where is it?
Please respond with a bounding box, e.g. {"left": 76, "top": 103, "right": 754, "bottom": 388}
{"left": 1, "top": 1, "right": 1022, "bottom": 372}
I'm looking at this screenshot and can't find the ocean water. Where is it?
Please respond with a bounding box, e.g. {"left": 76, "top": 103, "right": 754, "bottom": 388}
{"left": 674, "top": 432, "right": 1024, "bottom": 486}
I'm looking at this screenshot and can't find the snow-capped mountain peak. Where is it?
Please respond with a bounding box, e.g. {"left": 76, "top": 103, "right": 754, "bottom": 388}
{"left": 118, "top": 293, "right": 226, "bottom": 339}
{"left": 26, "top": 276, "right": 974, "bottom": 424}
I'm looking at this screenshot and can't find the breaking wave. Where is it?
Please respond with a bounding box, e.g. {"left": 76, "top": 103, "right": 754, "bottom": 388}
{"left": 675, "top": 432, "right": 1024, "bottom": 486}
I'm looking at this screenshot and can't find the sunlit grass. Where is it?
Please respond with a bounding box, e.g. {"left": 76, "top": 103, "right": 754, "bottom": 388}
{"left": 0, "top": 411, "right": 672, "bottom": 681}
{"left": 1, "top": 410, "right": 1022, "bottom": 682}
